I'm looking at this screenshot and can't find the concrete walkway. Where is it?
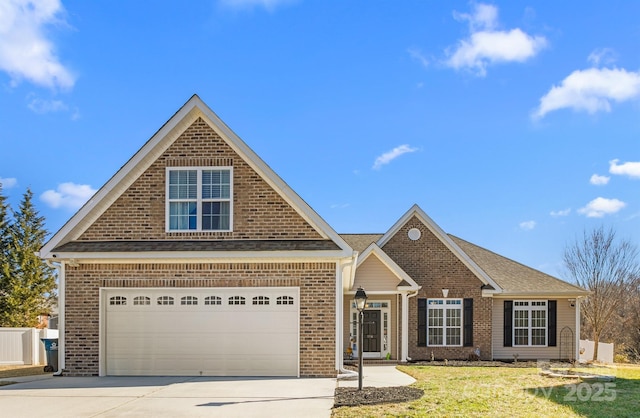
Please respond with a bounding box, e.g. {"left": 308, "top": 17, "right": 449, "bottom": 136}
{"left": 337, "top": 365, "right": 416, "bottom": 388}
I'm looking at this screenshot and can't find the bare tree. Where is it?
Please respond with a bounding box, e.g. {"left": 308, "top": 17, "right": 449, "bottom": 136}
{"left": 563, "top": 227, "right": 640, "bottom": 361}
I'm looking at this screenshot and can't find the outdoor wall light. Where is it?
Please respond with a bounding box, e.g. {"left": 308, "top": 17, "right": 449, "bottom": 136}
{"left": 354, "top": 287, "right": 367, "bottom": 390}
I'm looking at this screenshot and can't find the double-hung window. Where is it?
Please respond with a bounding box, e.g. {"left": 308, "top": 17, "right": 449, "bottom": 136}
{"left": 513, "top": 300, "right": 547, "bottom": 346}
{"left": 167, "top": 167, "right": 232, "bottom": 231}
{"left": 427, "top": 299, "right": 462, "bottom": 346}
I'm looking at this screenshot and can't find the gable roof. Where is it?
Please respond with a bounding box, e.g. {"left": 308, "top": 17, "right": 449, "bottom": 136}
{"left": 377, "top": 204, "right": 502, "bottom": 293}
{"left": 449, "top": 235, "right": 589, "bottom": 297}
{"left": 347, "top": 242, "right": 420, "bottom": 292}
{"left": 40, "top": 95, "right": 352, "bottom": 259}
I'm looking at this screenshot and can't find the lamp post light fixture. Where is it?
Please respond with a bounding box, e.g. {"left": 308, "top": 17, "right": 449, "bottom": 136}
{"left": 354, "top": 287, "right": 367, "bottom": 391}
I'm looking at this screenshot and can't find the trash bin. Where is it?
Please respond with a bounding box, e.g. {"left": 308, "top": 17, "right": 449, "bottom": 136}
{"left": 40, "top": 338, "right": 58, "bottom": 373}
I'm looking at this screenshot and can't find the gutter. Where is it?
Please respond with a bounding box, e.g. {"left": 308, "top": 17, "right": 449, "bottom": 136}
{"left": 45, "top": 259, "right": 64, "bottom": 376}
{"left": 336, "top": 251, "right": 359, "bottom": 380}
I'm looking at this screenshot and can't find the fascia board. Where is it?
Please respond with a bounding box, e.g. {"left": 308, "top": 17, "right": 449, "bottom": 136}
{"left": 493, "top": 291, "right": 591, "bottom": 298}
{"left": 376, "top": 204, "right": 502, "bottom": 292}
{"left": 358, "top": 243, "right": 420, "bottom": 289}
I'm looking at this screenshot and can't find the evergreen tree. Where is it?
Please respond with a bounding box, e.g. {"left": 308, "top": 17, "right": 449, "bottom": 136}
{"left": 0, "top": 188, "right": 56, "bottom": 327}
{"left": 0, "top": 184, "right": 13, "bottom": 313}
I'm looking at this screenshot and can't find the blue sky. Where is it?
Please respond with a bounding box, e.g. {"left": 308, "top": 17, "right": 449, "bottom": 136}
{"left": 1, "top": 0, "right": 639, "bottom": 279}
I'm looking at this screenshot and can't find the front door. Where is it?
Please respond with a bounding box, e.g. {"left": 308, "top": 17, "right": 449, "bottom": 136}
{"left": 363, "top": 310, "right": 381, "bottom": 353}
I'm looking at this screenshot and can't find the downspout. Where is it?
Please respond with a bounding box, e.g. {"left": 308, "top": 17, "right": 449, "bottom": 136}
{"left": 337, "top": 252, "right": 359, "bottom": 380}
{"left": 45, "top": 259, "right": 64, "bottom": 376}
{"left": 402, "top": 290, "right": 419, "bottom": 362}
{"left": 575, "top": 296, "right": 582, "bottom": 362}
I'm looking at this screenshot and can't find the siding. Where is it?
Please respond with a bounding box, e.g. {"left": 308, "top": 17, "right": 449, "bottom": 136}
{"left": 492, "top": 298, "right": 577, "bottom": 360}
{"left": 351, "top": 255, "right": 400, "bottom": 291}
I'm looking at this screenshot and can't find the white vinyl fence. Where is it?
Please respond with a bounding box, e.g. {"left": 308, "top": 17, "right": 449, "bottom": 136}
{"left": 0, "top": 328, "right": 59, "bottom": 365}
{"left": 579, "top": 339, "right": 614, "bottom": 364}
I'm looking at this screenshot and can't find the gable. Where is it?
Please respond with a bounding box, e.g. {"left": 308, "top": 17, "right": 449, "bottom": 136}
{"left": 78, "top": 118, "right": 321, "bottom": 241}
{"left": 40, "top": 95, "right": 352, "bottom": 258}
{"left": 352, "top": 254, "right": 403, "bottom": 291}
{"left": 377, "top": 205, "right": 501, "bottom": 293}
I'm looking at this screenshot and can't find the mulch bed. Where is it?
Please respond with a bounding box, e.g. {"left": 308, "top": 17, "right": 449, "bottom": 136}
{"left": 334, "top": 386, "right": 424, "bottom": 407}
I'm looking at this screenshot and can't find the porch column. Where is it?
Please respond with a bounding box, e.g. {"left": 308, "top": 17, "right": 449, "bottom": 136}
{"left": 401, "top": 292, "right": 409, "bottom": 362}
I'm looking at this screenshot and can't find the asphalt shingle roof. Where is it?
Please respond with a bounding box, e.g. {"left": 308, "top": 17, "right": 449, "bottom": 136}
{"left": 53, "top": 240, "right": 341, "bottom": 253}
{"left": 449, "top": 235, "right": 588, "bottom": 295}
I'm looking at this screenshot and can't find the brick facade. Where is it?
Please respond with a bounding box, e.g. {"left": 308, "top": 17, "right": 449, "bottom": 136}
{"left": 381, "top": 216, "right": 492, "bottom": 360}
{"left": 64, "top": 262, "right": 337, "bottom": 377}
{"left": 79, "top": 118, "right": 322, "bottom": 241}
{"left": 61, "top": 115, "right": 341, "bottom": 378}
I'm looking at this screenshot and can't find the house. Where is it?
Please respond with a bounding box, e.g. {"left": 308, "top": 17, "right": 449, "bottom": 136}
{"left": 341, "top": 206, "right": 588, "bottom": 363}
{"left": 39, "top": 95, "right": 588, "bottom": 377}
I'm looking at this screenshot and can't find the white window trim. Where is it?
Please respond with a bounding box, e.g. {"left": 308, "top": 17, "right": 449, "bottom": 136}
{"left": 427, "top": 298, "right": 463, "bottom": 347}
{"left": 165, "top": 166, "right": 234, "bottom": 232}
{"left": 513, "top": 300, "right": 548, "bottom": 347}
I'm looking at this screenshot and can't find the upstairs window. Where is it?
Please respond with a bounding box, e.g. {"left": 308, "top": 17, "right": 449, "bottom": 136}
{"left": 167, "top": 167, "right": 232, "bottom": 231}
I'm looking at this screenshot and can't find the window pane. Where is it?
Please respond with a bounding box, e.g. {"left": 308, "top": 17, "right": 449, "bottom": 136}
{"left": 169, "top": 170, "right": 197, "bottom": 199}
{"left": 514, "top": 329, "right": 528, "bottom": 345}
{"left": 446, "top": 328, "right": 461, "bottom": 345}
{"left": 202, "top": 170, "right": 230, "bottom": 199}
{"left": 202, "top": 202, "right": 230, "bottom": 230}
{"left": 428, "top": 328, "right": 443, "bottom": 345}
{"left": 446, "top": 309, "right": 461, "bottom": 327}
{"left": 169, "top": 202, "right": 197, "bottom": 230}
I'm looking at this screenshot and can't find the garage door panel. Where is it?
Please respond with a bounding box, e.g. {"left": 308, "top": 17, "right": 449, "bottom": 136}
{"left": 104, "top": 287, "right": 299, "bottom": 377}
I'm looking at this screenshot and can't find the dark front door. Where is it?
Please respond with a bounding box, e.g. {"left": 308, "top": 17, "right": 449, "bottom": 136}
{"left": 363, "top": 310, "right": 381, "bottom": 353}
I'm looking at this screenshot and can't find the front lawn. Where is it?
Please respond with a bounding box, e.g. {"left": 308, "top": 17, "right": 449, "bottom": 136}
{"left": 332, "top": 363, "right": 640, "bottom": 418}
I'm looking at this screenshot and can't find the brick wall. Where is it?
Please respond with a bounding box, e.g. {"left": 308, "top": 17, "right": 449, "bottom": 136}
{"left": 79, "top": 117, "right": 322, "bottom": 241}
{"left": 381, "top": 216, "right": 492, "bottom": 360}
{"left": 64, "top": 262, "right": 337, "bottom": 377}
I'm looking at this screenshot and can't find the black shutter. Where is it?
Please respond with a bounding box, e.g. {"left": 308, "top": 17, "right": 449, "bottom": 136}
{"left": 418, "top": 299, "right": 427, "bottom": 347}
{"left": 463, "top": 298, "right": 473, "bottom": 347}
{"left": 548, "top": 300, "right": 557, "bottom": 347}
{"left": 504, "top": 300, "right": 513, "bottom": 347}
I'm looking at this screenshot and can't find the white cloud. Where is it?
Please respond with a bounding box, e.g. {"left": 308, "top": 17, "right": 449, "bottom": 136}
{"left": 533, "top": 68, "right": 640, "bottom": 119}
{"left": 519, "top": 220, "right": 536, "bottom": 231}
{"left": 218, "top": 0, "right": 295, "bottom": 11}
{"left": 330, "top": 203, "right": 350, "bottom": 209}
{"left": 0, "top": 0, "right": 75, "bottom": 89}
{"left": 550, "top": 208, "right": 571, "bottom": 217}
{"left": 27, "top": 97, "right": 68, "bottom": 113}
{"left": 445, "top": 3, "right": 547, "bottom": 76}
{"left": 0, "top": 177, "right": 17, "bottom": 188}
{"left": 408, "top": 48, "right": 429, "bottom": 68}
{"left": 372, "top": 144, "right": 418, "bottom": 170}
{"left": 587, "top": 48, "right": 617, "bottom": 67}
{"left": 589, "top": 174, "right": 610, "bottom": 185}
{"left": 578, "top": 197, "right": 626, "bottom": 218}
{"left": 40, "top": 182, "right": 96, "bottom": 210}
{"left": 609, "top": 159, "right": 640, "bottom": 179}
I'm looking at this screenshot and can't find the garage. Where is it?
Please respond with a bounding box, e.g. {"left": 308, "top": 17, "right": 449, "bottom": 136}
{"left": 102, "top": 287, "right": 299, "bottom": 377}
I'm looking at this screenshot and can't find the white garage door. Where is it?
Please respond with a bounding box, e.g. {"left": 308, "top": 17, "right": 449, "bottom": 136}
{"left": 103, "top": 287, "right": 299, "bottom": 377}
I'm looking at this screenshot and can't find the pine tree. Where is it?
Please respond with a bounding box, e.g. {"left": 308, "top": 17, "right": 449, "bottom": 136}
{"left": 0, "top": 184, "right": 13, "bottom": 315}
{"left": 0, "top": 188, "right": 56, "bottom": 327}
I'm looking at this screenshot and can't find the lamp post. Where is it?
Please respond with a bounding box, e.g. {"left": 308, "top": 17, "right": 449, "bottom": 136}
{"left": 354, "top": 287, "right": 367, "bottom": 391}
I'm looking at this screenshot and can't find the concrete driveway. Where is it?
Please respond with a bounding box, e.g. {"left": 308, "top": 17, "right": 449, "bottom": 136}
{"left": 0, "top": 375, "right": 336, "bottom": 417}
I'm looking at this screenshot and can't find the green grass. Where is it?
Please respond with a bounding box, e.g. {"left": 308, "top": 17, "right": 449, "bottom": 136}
{"left": 332, "top": 364, "right": 640, "bottom": 418}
